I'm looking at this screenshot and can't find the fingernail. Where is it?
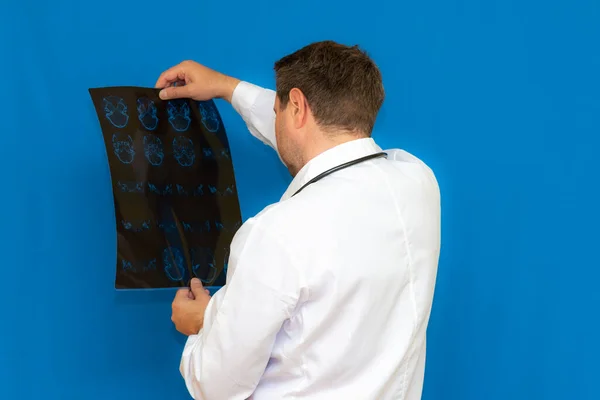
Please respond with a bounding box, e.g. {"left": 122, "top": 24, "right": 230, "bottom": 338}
{"left": 159, "top": 90, "right": 166, "bottom": 99}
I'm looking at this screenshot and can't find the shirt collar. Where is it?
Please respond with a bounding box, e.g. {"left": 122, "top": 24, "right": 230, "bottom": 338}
{"left": 281, "top": 137, "right": 383, "bottom": 201}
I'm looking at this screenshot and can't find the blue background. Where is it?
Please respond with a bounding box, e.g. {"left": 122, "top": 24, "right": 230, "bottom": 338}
{"left": 1, "top": 0, "right": 598, "bottom": 399}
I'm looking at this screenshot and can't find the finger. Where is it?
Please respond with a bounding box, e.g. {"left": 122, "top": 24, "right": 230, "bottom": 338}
{"left": 189, "top": 278, "right": 205, "bottom": 298}
{"left": 174, "top": 288, "right": 191, "bottom": 301}
{"left": 155, "top": 63, "right": 187, "bottom": 88}
{"left": 159, "top": 85, "right": 192, "bottom": 100}
{"left": 205, "top": 289, "right": 210, "bottom": 295}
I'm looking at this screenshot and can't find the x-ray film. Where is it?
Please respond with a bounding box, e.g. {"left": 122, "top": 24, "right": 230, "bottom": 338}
{"left": 88, "top": 87, "right": 241, "bottom": 290}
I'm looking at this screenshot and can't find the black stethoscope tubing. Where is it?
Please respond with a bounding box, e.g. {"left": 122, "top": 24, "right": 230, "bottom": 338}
{"left": 292, "top": 152, "right": 388, "bottom": 197}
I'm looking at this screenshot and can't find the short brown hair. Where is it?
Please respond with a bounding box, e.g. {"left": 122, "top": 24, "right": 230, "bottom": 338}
{"left": 274, "top": 40, "right": 385, "bottom": 136}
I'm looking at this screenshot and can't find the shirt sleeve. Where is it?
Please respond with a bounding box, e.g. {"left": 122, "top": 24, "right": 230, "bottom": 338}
{"left": 230, "top": 81, "right": 279, "bottom": 153}
{"left": 179, "top": 217, "right": 305, "bottom": 400}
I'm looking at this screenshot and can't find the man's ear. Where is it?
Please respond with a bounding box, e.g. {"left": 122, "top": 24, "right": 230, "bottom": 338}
{"left": 288, "top": 88, "right": 309, "bottom": 129}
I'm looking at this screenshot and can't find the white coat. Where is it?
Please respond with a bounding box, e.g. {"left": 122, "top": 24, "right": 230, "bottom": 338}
{"left": 180, "top": 81, "right": 441, "bottom": 400}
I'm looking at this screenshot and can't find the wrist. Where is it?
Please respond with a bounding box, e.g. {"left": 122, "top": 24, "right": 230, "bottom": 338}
{"left": 217, "top": 75, "right": 241, "bottom": 103}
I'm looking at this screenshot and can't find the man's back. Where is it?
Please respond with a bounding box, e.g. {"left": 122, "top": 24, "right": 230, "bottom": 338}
{"left": 241, "top": 138, "right": 441, "bottom": 399}
{"left": 174, "top": 74, "right": 441, "bottom": 400}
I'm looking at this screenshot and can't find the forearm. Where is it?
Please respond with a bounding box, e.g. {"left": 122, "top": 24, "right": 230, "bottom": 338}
{"left": 178, "top": 290, "right": 246, "bottom": 399}
{"left": 178, "top": 221, "right": 303, "bottom": 400}
{"left": 179, "top": 286, "right": 285, "bottom": 400}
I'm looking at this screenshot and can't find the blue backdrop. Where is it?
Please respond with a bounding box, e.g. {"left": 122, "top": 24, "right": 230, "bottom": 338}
{"left": 1, "top": 0, "right": 598, "bottom": 399}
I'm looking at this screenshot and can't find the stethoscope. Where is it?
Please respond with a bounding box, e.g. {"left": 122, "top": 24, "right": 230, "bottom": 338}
{"left": 292, "top": 152, "right": 388, "bottom": 197}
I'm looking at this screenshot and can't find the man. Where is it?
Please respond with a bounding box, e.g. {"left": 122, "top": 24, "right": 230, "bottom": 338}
{"left": 158, "top": 40, "right": 441, "bottom": 399}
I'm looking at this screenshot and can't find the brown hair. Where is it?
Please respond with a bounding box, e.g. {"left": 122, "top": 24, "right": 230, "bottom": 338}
{"left": 273, "top": 40, "right": 385, "bottom": 137}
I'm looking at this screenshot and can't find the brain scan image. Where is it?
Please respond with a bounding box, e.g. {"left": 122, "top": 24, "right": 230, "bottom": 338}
{"left": 167, "top": 99, "right": 191, "bottom": 132}
{"left": 176, "top": 184, "right": 188, "bottom": 195}
{"left": 112, "top": 133, "right": 135, "bottom": 164}
{"left": 121, "top": 258, "right": 134, "bottom": 272}
{"left": 117, "top": 181, "right": 143, "bottom": 193}
{"left": 121, "top": 219, "right": 151, "bottom": 232}
{"left": 148, "top": 183, "right": 160, "bottom": 194}
{"left": 172, "top": 136, "right": 195, "bottom": 167}
{"left": 220, "top": 184, "right": 235, "bottom": 196}
{"left": 202, "top": 148, "right": 214, "bottom": 158}
{"left": 163, "top": 247, "right": 186, "bottom": 281}
{"left": 137, "top": 97, "right": 159, "bottom": 130}
{"left": 192, "top": 247, "right": 217, "bottom": 284}
{"left": 219, "top": 149, "right": 230, "bottom": 159}
{"left": 103, "top": 96, "right": 129, "bottom": 128}
{"left": 89, "top": 86, "right": 243, "bottom": 290}
{"left": 144, "top": 258, "right": 157, "bottom": 272}
{"left": 143, "top": 134, "right": 164, "bottom": 166}
{"left": 198, "top": 101, "right": 221, "bottom": 132}
{"left": 193, "top": 184, "right": 204, "bottom": 196}
{"left": 157, "top": 221, "right": 176, "bottom": 233}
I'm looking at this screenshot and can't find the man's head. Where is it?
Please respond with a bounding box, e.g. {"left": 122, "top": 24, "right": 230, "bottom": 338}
{"left": 273, "top": 40, "right": 385, "bottom": 176}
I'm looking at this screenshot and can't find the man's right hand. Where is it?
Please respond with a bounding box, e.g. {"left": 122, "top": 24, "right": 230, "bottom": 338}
{"left": 155, "top": 60, "right": 241, "bottom": 103}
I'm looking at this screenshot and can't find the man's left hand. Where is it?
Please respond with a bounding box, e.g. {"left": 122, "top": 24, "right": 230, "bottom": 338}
{"left": 171, "top": 278, "right": 212, "bottom": 336}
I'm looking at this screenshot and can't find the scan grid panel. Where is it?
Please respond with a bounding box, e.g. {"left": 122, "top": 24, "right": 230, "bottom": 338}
{"left": 89, "top": 86, "right": 242, "bottom": 290}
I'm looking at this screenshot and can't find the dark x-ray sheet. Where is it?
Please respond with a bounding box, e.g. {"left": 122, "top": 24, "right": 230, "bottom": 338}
{"left": 88, "top": 86, "right": 242, "bottom": 290}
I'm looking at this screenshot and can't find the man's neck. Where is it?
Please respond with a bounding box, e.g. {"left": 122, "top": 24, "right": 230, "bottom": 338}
{"left": 302, "top": 133, "right": 365, "bottom": 166}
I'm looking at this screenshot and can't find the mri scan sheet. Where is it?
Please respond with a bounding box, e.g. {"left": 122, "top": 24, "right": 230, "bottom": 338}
{"left": 89, "top": 86, "right": 242, "bottom": 290}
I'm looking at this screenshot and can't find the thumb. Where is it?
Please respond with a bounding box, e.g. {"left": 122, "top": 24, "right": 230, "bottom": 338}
{"left": 189, "top": 278, "right": 206, "bottom": 298}
{"left": 159, "top": 85, "right": 192, "bottom": 100}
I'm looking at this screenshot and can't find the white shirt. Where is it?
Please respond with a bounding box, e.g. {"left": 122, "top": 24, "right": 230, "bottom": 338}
{"left": 180, "top": 81, "right": 441, "bottom": 400}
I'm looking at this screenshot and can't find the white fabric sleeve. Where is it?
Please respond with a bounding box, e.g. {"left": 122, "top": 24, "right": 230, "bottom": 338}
{"left": 178, "top": 218, "right": 303, "bottom": 399}
{"left": 230, "top": 81, "right": 279, "bottom": 153}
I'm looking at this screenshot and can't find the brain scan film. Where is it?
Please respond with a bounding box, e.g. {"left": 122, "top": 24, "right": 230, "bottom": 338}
{"left": 198, "top": 100, "right": 222, "bottom": 133}
{"left": 89, "top": 86, "right": 242, "bottom": 290}
{"left": 167, "top": 99, "right": 191, "bottom": 132}
{"left": 137, "top": 97, "right": 159, "bottom": 130}
{"left": 143, "top": 134, "right": 164, "bottom": 166}
{"left": 163, "top": 247, "right": 186, "bottom": 281}
{"left": 103, "top": 96, "right": 129, "bottom": 128}
{"left": 191, "top": 247, "right": 218, "bottom": 284}
{"left": 172, "top": 136, "right": 196, "bottom": 167}
{"left": 112, "top": 133, "right": 136, "bottom": 164}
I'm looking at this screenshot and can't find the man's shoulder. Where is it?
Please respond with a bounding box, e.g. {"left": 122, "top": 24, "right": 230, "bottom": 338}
{"left": 383, "top": 147, "right": 440, "bottom": 189}
{"left": 384, "top": 148, "right": 435, "bottom": 171}
{"left": 235, "top": 197, "right": 314, "bottom": 244}
{"left": 242, "top": 200, "right": 300, "bottom": 232}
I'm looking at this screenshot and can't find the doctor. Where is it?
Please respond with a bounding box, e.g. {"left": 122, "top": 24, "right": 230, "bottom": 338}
{"left": 158, "top": 40, "right": 441, "bottom": 400}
